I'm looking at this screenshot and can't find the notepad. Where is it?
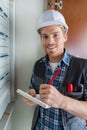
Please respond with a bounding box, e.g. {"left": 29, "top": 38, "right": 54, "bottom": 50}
{"left": 16, "top": 89, "right": 51, "bottom": 109}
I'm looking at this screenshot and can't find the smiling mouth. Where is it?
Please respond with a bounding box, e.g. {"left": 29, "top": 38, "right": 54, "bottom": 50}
{"left": 47, "top": 45, "right": 56, "bottom": 51}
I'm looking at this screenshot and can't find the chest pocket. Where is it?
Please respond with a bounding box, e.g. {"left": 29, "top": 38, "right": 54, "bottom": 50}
{"left": 66, "top": 91, "right": 83, "bottom": 100}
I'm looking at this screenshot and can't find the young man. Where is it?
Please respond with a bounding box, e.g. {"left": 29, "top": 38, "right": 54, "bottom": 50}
{"left": 24, "top": 10, "right": 87, "bottom": 130}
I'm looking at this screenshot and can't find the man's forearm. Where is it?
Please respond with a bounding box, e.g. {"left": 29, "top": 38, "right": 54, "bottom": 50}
{"left": 61, "top": 96, "right": 87, "bottom": 120}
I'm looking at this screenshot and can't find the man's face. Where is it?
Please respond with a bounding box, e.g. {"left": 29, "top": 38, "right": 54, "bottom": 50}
{"left": 40, "top": 25, "right": 68, "bottom": 62}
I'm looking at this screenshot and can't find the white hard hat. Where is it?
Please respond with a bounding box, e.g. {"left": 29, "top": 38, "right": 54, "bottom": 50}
{"left": 36, "top": 10, "right": 68, "bottom": 32}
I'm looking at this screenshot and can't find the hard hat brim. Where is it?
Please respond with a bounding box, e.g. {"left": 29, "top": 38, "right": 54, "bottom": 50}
{"left": 36, "top": 20, "right": 68, "bottom": 32}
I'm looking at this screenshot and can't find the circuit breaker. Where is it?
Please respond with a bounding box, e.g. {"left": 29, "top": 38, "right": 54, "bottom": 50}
{"left": 0, "top": 0, "right": 10, "bottom": 120}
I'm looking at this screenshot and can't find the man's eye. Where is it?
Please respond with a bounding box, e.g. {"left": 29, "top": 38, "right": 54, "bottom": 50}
{"left": 42, "top": 35, "right": 48, "bottom": 39}
{"left": 53, "top": 34, "right": 59, "bottom": 38}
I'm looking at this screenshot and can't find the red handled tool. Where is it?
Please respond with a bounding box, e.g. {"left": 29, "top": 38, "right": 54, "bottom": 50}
{"left": 67, "top": 83, "right": 73, "bottom": 92}
{"left": 48, "top": 68, "right": 61, "bottom": 85}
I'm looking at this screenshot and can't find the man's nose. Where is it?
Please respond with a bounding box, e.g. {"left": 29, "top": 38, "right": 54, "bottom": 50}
{"left": 48, "top": 36, "right": 54, "bottom": 44}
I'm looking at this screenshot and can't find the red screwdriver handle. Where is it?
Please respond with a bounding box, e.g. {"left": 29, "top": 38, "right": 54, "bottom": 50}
{"left": 67, "top": 83, "right": 73, "bottom": 92}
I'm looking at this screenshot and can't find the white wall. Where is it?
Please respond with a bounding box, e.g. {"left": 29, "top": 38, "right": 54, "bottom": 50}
{"left": 13, "top": 0, "right": 47, "bottom": 130}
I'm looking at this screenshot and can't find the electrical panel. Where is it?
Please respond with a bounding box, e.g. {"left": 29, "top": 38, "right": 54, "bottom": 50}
{"left": 0, "top": 0, "right": 10, "bottom": 120}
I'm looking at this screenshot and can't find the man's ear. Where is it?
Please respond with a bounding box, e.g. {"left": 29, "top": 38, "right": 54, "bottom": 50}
{"left": 64, "top": 33, "right": 68, "bottom": 42}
